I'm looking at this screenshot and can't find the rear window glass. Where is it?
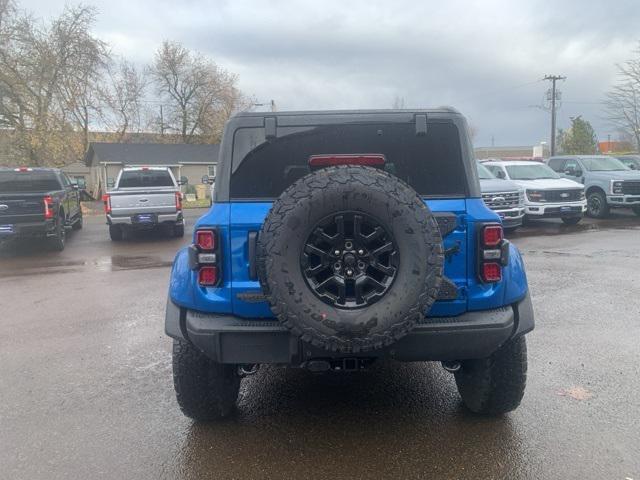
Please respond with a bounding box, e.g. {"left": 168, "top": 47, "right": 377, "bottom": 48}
{"left": 0, "top": 171, "right": 61, "bottom": 193}
{"left": 230, "top": 122, "right": 467, "bottom": 199}
{"left": 118, "top": 170, "right": 174, "bottom": 188}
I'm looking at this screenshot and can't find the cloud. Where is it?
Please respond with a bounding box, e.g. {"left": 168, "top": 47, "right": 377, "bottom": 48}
{"left": 19, "top": 0, "right": 640, "bottom": 146}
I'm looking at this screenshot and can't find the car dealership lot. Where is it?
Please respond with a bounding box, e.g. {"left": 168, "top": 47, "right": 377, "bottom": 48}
{"left": 1, "top": 209, "right": 639, "bottom": 480}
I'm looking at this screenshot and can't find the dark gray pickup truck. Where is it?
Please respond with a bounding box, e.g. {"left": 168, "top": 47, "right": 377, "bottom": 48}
{"left": 0, "top": 167, "right": 82, "bottom": 251}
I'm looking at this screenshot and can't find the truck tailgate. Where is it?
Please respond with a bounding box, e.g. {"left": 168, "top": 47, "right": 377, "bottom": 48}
{"left": 0, "top": 194, "right": 45, "bottom": 224}
{"left": 109, "top": 190, "right": 177, "bottom": 216}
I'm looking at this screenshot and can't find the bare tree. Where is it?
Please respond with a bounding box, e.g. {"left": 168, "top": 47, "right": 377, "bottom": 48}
{"left": 0, "top": 3, "right": 108, "bottom": 165}
{"left": 150, "top": 41, "right": 243, "bottom": 143}
{"left": 103, "top": 60, "right": 148, "bottom": 141}
{"left": 604, "top": 43, "right": 640, "bottom": 152}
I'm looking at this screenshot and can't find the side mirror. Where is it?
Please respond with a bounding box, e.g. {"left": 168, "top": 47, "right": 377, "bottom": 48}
{"left": 496, "top": 170, "right": 506, "bottom": 179}
{"left": 575, "top": 169, "right": 583, "bottom": 176}
{"left": 630, "top": 164, "right": 637, "bottom": 170}
{"left": 107, "top": 178, "right": 115, "bottom": 188}
{"left": 564, "top": 168, "right": 575, "bottom": 176}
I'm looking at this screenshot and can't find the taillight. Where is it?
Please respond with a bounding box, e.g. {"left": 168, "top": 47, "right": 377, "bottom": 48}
{"left": 478, "top": 223, "right": 506, "bottom": 283}
{"left": 196, "top": 230, "right": 215, "bottom": 250}
{"left": 194, "top": 229, "right": 220, "bottom": 286}
{"left": 43, "top": 196, "right": 54, "bottom": 220}
{"left": 102, "top": 194, "right": 111, "bottom": 214}
{"left": 198, "top": 266, "right": 218, "bottom": 286}
{"left": 309, "top": 154, "right": 386, "bottom": 168}
{"left": 482, "top": 262, "right": 502, "bottom": 282}
{"left": 482, "top": 225, "right": 503, "bottom": 247}
{"left": 175, "top": 192, "right": 182, "bottom": 211}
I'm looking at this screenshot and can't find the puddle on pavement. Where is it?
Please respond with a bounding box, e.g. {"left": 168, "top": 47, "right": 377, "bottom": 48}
{"left": 0, "top": 255, "right": 173, "bottom": 278}
{"left": 94, "top": 255, "right": 173, "bottom": 272}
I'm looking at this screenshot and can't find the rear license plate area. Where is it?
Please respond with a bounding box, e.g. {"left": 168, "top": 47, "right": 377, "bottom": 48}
{"left": 132, "top": 214, "right": 156, "bottom": 224}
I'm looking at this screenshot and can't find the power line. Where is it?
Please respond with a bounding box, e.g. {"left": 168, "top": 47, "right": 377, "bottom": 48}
{"left": 543, "top": 75, "right": 566, "bottom": 156}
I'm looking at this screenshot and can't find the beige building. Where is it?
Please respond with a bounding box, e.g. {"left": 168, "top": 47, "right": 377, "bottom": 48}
{"left": 81, "top": 143, "right": 219, "bottom": 198}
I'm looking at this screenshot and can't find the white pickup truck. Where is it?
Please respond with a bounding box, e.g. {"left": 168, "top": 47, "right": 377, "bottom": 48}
{"left": 102, "top": 167, "right": 184, "bottom": 241}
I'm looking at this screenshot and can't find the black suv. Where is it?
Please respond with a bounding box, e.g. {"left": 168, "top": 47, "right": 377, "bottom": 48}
{"left": 0, "top": 168, "right": 83, "bottom": 251}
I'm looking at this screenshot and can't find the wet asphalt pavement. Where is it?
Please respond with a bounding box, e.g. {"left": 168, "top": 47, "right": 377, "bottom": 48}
{"left": 1, "top": 209, "right": 639, "bottom": 479}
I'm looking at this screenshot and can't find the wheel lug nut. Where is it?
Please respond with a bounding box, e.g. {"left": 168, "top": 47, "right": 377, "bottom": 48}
{"left": 357, "top": 249, "right": 365, "bottom": 256}
{"left": 358, "top": 261, "right": 366, "bottom": 270}
{"left": 346, "top": 268, "right": 354, "bottom": 276}
{"left": 345, "top": 241, "right": 353, "bottom": 250}
{"left": 334, "top": 249, "right": 341, "bottom": 256}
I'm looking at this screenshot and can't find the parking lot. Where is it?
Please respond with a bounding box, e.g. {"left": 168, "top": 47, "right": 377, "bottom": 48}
{"left": 1, "top": 208, "right": 639, "bottom": 480}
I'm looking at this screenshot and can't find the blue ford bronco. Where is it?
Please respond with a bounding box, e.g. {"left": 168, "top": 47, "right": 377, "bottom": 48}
{"left": 165, "top": 109, "right": 534, "bottom": 420}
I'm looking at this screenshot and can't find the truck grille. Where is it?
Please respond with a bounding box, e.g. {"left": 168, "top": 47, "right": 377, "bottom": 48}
{"left": 621, "top": 181, "right": 640, "bottom": 195}
{"left": 481, "top": 191, "right": 522, "bottom": 209}
{"left": 543, "top": 189, "right": 583, "bottom": 202}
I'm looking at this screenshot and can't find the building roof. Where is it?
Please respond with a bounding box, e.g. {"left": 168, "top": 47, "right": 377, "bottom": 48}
{"left": 84, "top": 142, "right": 219, "bottom": 167}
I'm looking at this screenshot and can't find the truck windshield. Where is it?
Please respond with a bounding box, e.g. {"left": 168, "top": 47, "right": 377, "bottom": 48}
{"left": 581, "top": 157, "right": 629, "bottom": 172}
{"left": 505, "top": 164, "right": 560, "bottom": 180}
{"left": 477, "top": 163, "right": 495, "bottom": 179}
{"left": 118, "top": 170, "right": 174, "bottom": 188}
{"left": 0, "top": 171, "right": 61, "bottom": 193}
{"left": 230, "top": 122, "right": 468, "bottom": 199}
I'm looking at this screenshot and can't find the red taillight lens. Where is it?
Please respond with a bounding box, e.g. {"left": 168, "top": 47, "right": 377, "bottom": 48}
{"left": 309, "top": 154, "right": 386, "bottom": 168}
{"left": 102, "top": 194, "right": 111, "bottom": 214}
{"left": 483, "top": 225, "right": 503, "bottom": 247}
{"left": 198, "top": 266, "right": 218, "bottom": 286}
{"left": 196, "top": 230, "right": 215, "bottom": 250}
{"left": 482, "top": 262, "right": 502, "bottom": 282}
{"left": 175, "top": 192, "right": 182, "bottom": 211}
{"left": 43, "top": 195, "right": 54, "bottom": 219}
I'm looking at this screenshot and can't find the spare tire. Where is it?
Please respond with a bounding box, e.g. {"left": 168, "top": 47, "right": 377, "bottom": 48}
{"left": 257, "top": 165, "right": 444, "bottom": 353}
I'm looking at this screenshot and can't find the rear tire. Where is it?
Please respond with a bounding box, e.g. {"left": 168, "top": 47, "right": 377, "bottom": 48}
{"left": 49, "top": 215, "right": 66, "bottom": 251}
{"left": 561, "top": 216, "right": 581, "bottom": 226}
{"left": 109, "top": 224, "right": 123, "bottom": 242}
{"left": 173, "top": 223, "right": 185, "bottom": 238}
{"left": 586, "top": 190, "right": 609, "bottom": 218}
{"left": 454, "top": 336, "right": 527, "bottom": 415}
{"left": 72, "top": 213, "right": 83, "bottom": 230}
{"left": 172, "top": 339, "right": 241, "bottom": 421}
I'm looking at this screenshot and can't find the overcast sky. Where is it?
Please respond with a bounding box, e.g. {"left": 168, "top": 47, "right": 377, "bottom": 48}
{"left": 20, "top": 0, "right": 640, "bottom": 146}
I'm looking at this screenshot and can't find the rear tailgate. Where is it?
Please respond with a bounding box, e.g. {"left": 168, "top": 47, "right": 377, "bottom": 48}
{"left": 228, "top": 199, "right": 468, "bottom": 318}
{"left": 109, "top": 189, "right": 178, "bottom": 216}
{"left": 0, "top": 194, "right": 46, "bottom": 224}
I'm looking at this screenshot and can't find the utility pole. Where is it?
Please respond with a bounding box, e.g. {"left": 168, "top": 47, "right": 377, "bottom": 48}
{"left": 160, "top": 105, "right": 165, "bottom": 136}
{"left": 544, "top": 75, "right": 566, "bottom": 156}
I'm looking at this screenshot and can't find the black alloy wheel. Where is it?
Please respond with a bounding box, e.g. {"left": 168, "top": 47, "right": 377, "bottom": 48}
{"left": 301, "top": 211, "right": 399, "bottom": 309}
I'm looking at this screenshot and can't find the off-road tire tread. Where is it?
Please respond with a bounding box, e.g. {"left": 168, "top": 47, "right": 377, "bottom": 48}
{"left": 257, "top": 165, "right": 444, "bottom": 353}
{"left": 454, "top": 336, "right": 527, "bottom": 415}
{"left": 172, "top": 339, "right": 240, "bottom": 421}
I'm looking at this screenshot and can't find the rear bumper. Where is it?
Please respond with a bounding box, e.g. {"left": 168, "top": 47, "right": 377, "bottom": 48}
{"left": 166, "top": 292, "right": 534, "bottom": 364}
{"left": 0, "top": 220, "right": 55, "bottom": 238}
{"left": 107, "top": 211, "right": 183, "bottom": 226}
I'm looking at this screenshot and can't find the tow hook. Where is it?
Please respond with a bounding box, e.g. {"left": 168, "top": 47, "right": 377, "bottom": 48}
{"left": 441, "top": 361, "right": 461, "bottom": 373}
{"left": 237, "top": 364, "right": 260, "bottom": 377}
